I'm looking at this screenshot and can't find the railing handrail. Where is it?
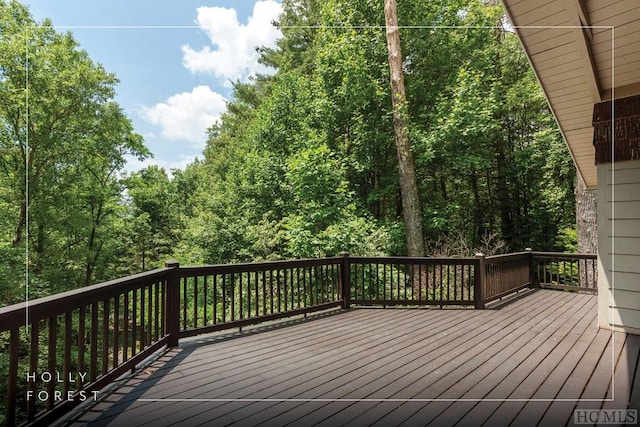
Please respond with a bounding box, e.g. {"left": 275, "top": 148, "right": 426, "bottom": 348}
{"left": 485, "top": 251, "right": 531, "bottom": 262}
{"left": 0, "top": 267, "right": 174, "bottom": 332}
{"left": 532, "top": 251, "right": 596, "bottom": 259}
{"left": 178, "top": 256, "right": 343, "bottom": 277}
{"left": 348, "top": 255, "right": 476, "bottom": 265}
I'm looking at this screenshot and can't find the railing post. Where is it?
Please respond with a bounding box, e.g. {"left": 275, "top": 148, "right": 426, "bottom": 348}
{"left": 474, "top": 253, "right": 485, "bottom": 309}
{"left": 525, "top": 248, "right": 536, "bottom": 288}
{"left": 340, "top": 252, "right": 351, "bottom": 309}
{"left": 7, "top": 329, "right": 18, "bottom": 427}
{"left": 165, "top": 260, "right": 180, "bottom": 347}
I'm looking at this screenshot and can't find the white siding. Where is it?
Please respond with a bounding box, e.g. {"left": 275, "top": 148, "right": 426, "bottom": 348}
{"left": 597, "top": 159, "right": 640, "bottom": 334}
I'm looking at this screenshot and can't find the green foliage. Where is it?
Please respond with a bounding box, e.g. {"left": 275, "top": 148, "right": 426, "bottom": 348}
{"left": 0, "top": 0, "right": 580, "bottom": 302}
{"left": 555, "top": 227, "right": 578, "bottom": 253}
{"left": 0, "top": 0, "right": 150, "bottom": 298}
{"left": 175, "top": 0, "right": 578, "bottom": 265}
{"left": 125, "top": 166, "right": 180, "bottom": 270}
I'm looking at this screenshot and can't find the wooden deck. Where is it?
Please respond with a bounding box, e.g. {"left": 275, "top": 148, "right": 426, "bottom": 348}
{"left": 61, "top": 290, "right": 639, "bottom": 427}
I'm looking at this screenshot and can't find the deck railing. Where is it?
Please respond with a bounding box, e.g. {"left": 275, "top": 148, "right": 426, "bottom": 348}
{"left": 0, "top": 268, "right": 172, "bottom": 427}
{"left": 0, "top": 250, "right": 596, "bottom": 426}
{"left": 174, "top": 257, "right": 344, "bottom": 339}
{"left": 481, "top": 251, "right": 532, "bottom": 305}
{"left": 348, "top": 256, "right": 478, "bottom": 307}
{"left": 532, "top": 251, "right": 598, "bottom": 293}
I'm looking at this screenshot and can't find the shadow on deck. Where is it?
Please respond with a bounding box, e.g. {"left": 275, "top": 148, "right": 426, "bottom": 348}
{"left": 61, "top": 290, "right": 639, "bottom": 427}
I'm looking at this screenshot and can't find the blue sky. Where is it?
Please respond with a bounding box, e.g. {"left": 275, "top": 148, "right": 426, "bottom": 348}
{"left": 24, "top": 0, "right": 283, "bottom": 173}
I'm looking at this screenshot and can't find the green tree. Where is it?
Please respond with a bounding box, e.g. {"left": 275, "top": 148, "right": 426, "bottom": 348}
{"left": 178, "top": 0, "right": 577, "bottom": 263}
{"left": 0, "top": 1, "right": 149, "bottom": 300}
{"left": 384, "top": 0, "right": 425, "bottom": 257}
{"left": 125, "top": 166, "right": 179, "bottom": 271}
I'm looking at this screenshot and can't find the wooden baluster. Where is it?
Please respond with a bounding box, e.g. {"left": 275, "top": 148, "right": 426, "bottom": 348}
{"left": 181, "top": 278, "right": 187, "bottom": 330}
{"left": 123, "top": 294, "right": 128, "bottom": 361}
{"left": 193, "top": 276, "right": 198, "bottom": 328}
{"left": 262, "top": 270, "right": 267, "bottom": 315}
{"left": 245, "top": 273, "right": 249, "bottom": 319}
{"left": 203, "top": 276, "right": 208, "bottom": 326}
{"left": 78, "top": 307, "right": 86, "bottom": 389}
{"left": 113, "top": 296, "right": 119, "bottom": 369}
{"left": 282, "top": 269, "right": 286, "bottom": 311}
{"left": 27, "top": 322, "right": 39, "bottom": 422}
{"left": 254, "top": 271, "right": 258, "bottom": 316}
{"left": 222, "top": 274, "right": 227, "bottom": 321}
{"left": 131, "top": 291, "right": 137, "bottom": 356}
{"left": 64, "top": 311, "right": 72, "bottom": 396}
{"left": 275, "top": 269, "right": 280, "bottom": 312}
{"left": 7, "top": 328, "right": 19, "bottom": 425}
{"left": 90, "top": 303, "right": 98, "bottom": 381}
{"left": 139, "top": 288, "right": 145, "bottom": 349}
{"left": 155, "top": 282, "right": 160, "bottom": 341}
{"left": 213, "top": 274, "right": 218, "bottom": 323}
{"left": 47, "top": 316, "right": 57, "bottom": 410}
{"left": 231, "top": 273, "right": 236, "bottom": 321}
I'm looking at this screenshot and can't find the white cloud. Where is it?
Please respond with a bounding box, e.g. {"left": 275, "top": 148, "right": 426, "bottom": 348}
{"left": 123, "top": 156, "right": 160, "bottom": 174}
{"left": 140, "top": 85, "right": 226, "bottom": 146}
{"left": 124, "top": 154, "right": 199, "bottom": 177}
{"left": 163, "top": 154, "right": 199, "bottom": 172}
{"left": 181, "top": 1, "right": 282, "bottom": 82}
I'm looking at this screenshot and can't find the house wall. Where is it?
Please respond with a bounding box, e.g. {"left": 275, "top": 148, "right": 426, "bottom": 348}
{"left": 597, "top": 159, "right": 640, "bottom": 335}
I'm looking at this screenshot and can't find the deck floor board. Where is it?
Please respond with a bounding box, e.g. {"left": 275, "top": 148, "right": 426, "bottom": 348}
{"left": 61, "top": 290, "right": 639, "bottom": 427}
{"left": 304, "top": 291, "right": 572, "bottom": 426}
{"left": 368, "top": 294, "right": 595, "bottom": 426}
{"left": 184, "top": 291, "right": 560, "bottom": 426}
{"left": 628, "top": 334, "right": 640, "bottom": 413}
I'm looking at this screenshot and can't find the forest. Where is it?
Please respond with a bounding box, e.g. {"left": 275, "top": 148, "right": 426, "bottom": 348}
{"left": 0, "top": 0, "right": 579, "bottom": 309}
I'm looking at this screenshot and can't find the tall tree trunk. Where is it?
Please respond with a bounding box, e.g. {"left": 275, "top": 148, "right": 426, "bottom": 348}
{"left": 495, "top": 136, "right": 512, "bottom": 246}
{"left": 575, "top": 174, "right": 597, "bottom": 287}
{"left": 12, "top": 199, "right": 26, "bottom": 247}
{"left": 575, "top": 174, "right": 597, "bottom": 253}
{"left": 85, "top": 222, "right": 98, "bottom": 286}
{"left": 384, "top": 0, "right": 425, "bottom": 257}
{"left": 491, "top": 22, "right": 514, "bottom": 249}
{"left": 470, "top": 173, "right": 482, "bottom": 246}
{"left": 12, "top": 149, "right": 29, "bottom": 247}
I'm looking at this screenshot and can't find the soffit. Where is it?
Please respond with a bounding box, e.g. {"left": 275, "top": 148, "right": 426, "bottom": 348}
{"left": 501, "top": 0, "right": 640, "bottom": 189}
